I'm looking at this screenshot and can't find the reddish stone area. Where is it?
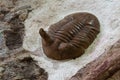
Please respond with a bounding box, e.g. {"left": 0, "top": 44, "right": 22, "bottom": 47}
{"left": 70, "top": 40, "right": 120, "bottom": 80}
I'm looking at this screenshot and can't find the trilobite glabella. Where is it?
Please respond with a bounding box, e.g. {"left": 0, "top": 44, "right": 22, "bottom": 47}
{"left": 39, "top": 12, "right": 100, "bottom": 60}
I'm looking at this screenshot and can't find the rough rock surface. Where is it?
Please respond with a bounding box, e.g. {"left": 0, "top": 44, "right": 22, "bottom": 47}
{"left": 0, "top": 0, "right": 120, "bottom": 80}
{"left": 0, "top": 2, "right": 48, "bottom": 80}
{"left": 0, "top": 52, "right": 48, "bottom": 80}
{"left": 0, "top": 1, "right": 31, "bottom": 58}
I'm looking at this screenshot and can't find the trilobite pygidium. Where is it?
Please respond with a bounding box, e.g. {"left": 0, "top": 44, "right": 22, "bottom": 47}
{"left": 39, "top": 12, "right": 100, "bottom": 60}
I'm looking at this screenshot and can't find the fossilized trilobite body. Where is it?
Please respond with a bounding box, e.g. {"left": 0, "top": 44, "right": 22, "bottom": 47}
{"left": 39, "top": 12, "right": 100, "bottom": 60}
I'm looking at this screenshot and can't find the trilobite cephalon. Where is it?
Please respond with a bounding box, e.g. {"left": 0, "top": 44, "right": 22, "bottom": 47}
{"left": 39, "top": 12, "right": 100, "bottom": 60}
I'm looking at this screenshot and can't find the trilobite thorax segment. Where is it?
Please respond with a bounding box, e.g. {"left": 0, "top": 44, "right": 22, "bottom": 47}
{"left": 39, "top": 12, "right": 100, "bottom": 60}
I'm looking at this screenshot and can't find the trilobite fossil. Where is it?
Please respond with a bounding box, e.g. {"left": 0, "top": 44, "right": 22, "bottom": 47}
{"left": 39, "top": 12, "right": 100, "bottom": 60}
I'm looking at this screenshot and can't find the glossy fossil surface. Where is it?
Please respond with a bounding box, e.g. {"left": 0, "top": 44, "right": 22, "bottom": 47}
{"left": 39, "top": 12, "right": 100, "bottom": 60}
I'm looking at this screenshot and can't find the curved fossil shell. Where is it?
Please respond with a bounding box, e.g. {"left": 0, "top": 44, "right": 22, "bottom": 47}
{"left": 39, "top": 12, "right": 100, "bottom": 60}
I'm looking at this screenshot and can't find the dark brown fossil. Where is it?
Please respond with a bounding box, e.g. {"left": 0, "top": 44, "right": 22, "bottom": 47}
{"left": 39, "top": 12, "right": 100, "bottom": 60}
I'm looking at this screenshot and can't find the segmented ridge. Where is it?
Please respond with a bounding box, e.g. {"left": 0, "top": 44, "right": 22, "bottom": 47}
{"left": 48, "top": 18, "right": 72, "bottom": 38}
{"left": 48, "top": 18, "right": 99, "bottom": 50}
{"left": 54, "top": 20, "right": 84, "bottom": 42}
{"left": 70, "top": 25, "right": 99, "bottom": 49}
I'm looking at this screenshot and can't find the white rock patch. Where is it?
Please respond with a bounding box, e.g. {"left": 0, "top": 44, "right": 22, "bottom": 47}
{"left": 23, "top": 0, "right": 120, "bottom": 80}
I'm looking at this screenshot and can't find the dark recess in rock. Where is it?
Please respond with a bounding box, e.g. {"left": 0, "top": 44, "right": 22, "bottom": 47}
{"left": 3, "top": 16, "right": 24, "bottom": 50}
{"left": 0, "top": 4, "right": 31, "bottom": 50}
{"left": 0, "top": 55, "right": 48, "bottom": 80}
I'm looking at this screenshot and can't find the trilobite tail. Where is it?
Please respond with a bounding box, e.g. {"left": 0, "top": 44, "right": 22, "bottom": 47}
{"left": 39, "top": 28, "right": 53, "bottom": 45}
